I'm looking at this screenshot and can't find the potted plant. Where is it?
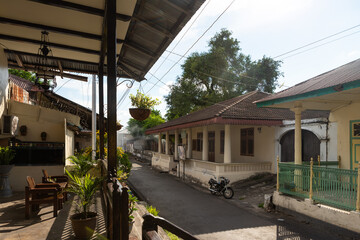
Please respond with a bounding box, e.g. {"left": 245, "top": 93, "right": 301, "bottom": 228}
{"left": 66, "top": 153, "right": 101, "bottom": 240}
{"left": 66, "top": 170, "right": 101, "bottom": 240}
{"left": 0, "top": 147, "right": 15, "bottom": 197}
{"left": 129, "top": 90, "right": 160, "bottom": 121}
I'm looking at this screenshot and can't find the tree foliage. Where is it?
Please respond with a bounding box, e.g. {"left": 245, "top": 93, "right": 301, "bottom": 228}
{"left": 165, "top": 29, "right": 282, "bottom": 120}
{"left": 8, "top": 69, "right": 37, "bottom": 82}
{"left": 127, "top": 110, "right": 165, "bottom": 137}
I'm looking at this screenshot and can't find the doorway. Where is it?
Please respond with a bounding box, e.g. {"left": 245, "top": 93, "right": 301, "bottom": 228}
{"left": 280, "top": 129, "right": 320, "bottom": 162}
{"left": 208, "top": 131, "right": 215, "bottom": 162}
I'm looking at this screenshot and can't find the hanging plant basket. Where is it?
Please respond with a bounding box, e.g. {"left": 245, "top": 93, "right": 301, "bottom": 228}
{"left": 116, "top": 123, "right": 123, "bottom": 131}
{"left": 129, "top": 108, "right": 151, "bottom": 121}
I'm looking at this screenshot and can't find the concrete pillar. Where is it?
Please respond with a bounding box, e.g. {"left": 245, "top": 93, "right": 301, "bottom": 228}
{"left": 292, "top": 106, "right": 303, "bottom": 164}
{"left": 202, "top": 126, "right": 209, "bottom": 161}
{"left": 174, "top": 129, "right": 179, "bottom": 160}
{"left": 224, "top": 125, "right": 231, "bottom": 163}
{"left": 165, "top": 131, "right": 169, "bottom": 155}
{"left": 187, "top": 128, "right": 192, "bottom": 159}
{"left": 158, "top": 133, "right": 162, "bottom": 153}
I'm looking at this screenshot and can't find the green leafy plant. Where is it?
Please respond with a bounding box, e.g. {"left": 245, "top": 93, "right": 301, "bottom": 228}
{"left": 128, "top": 190, "right": 138, "bottom": 222}
{"left": 129, "top": 90, "right": 160, "bottom": 109}
{"left": 146, "top": 205, "right": 159, "bottom": 216}
{"left": 117, "top": 147, "right": 131, "bottom": 175}
{"left": 68, "top": 153, "right": 97, "bottom": 177}
{"left": 66, "top": 170, "right": 101, "bottom": 219}
{"left": 0, "top": 147, "right": 15, "bottom": 165}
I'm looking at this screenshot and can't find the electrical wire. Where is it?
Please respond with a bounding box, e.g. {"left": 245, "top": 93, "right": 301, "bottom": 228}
{"left": 274, "top": 23, "right": 360, "bottom": 59}
{"left": 145, "top": 0, "right": 236, "bottom": 94}
{"left": 281, "top": 29, "right": 360, "bottom": 60}
{"left": 54, "top": 78, "right": 72, "bottom": 93}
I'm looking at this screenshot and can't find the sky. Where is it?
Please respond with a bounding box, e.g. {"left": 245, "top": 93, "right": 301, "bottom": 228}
{"left": 54, "top": 0, "right": 360, "bottom": 129}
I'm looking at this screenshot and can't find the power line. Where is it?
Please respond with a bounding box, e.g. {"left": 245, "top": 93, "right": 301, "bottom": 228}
{"left": 145, "top": 0, "right": 236, "bottom": 94}
{"left": 274, "top": 23, "right": 360, "bottom": 59}
{"left": 281, "top": 29, "right": 360, "bottom": 60}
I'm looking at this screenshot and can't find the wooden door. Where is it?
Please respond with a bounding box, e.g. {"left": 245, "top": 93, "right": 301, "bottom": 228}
{"left": 208, "top": 131, "right": 215, "bottom": 162}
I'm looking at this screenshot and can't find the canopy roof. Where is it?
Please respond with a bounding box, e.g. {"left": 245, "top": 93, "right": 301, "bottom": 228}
{"left": 256, "top": 58, "right": 360, "bottom": 110}
{"left": 0, "top": 0, "right": 204, "bottom": 81}
{"left": 146, "top": 91, "right": 329, "bottom": 134}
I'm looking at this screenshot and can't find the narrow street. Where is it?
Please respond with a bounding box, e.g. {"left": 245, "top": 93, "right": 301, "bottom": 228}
{"left": 128, "top": 159, "right": 360, "bottom": 240}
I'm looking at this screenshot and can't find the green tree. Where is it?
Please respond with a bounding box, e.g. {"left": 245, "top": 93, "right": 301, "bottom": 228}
{"left": 127, "top": 110, "right": 165, "bottom": 137}
{"left": 8, "top": 69, "right": 37, "bottom": 82}
{"left": 165, "top": 29, "right": 282, "bottom": 120}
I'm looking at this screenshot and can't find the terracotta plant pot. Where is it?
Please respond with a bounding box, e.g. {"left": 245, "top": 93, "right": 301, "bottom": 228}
{"left": 71, "top": 212, "right": 97, "bottom": 240}
{"left": 129, "top": 108, "right": 151, "bottom": 121}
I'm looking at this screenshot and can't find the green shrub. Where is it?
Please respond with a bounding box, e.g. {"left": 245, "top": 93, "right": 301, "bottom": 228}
{"left": 0, "top": 147, "right": 15, "bottom": 165}
{"left": 146, "top": 205, "right": 159, "bottom": 216}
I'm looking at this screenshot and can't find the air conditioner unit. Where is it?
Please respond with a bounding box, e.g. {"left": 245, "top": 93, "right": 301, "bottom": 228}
{"left": 2, "top": 115, "right": 19, "bottom": 135}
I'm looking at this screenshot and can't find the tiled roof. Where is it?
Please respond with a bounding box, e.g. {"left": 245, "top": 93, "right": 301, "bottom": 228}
{"left": 256, "top": 58, "right": 360, "bottom": 104}
{"left": 146, "top": 91, "right": 329, "bottom": 133}
{"left": 9, "top": 74, "right": 43, "bottom": 92}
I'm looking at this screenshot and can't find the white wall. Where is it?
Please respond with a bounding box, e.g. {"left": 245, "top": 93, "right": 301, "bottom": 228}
{"left": 0, "top": 48, "right": 8, "bottom": 124}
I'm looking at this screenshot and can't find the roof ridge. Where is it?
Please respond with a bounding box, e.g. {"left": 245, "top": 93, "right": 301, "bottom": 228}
{"left": 215, "top": 91, "right": 258, "bottom": 117}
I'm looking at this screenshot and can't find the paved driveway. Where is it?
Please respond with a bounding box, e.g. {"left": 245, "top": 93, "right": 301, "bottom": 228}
{"left": 128, "top": 160, "right": 358, "bottom": 240}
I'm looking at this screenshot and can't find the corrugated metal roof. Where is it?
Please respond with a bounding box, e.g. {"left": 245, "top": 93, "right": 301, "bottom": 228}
{"left": 1, "top": 0, "right": 205, "bottom": 80}
{"left": 145, "top": 91, "right": 329, "bottom": 133}
{"left": 256, "top": 58, "right": 360, "bottom": 104}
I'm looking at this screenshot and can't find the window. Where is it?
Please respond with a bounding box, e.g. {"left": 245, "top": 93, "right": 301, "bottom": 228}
{"left": 195, "top": 132, "right": 203, "bottom": 151}
{"left": 220, "top": 130, "right": 224, "bottom": 154}
{"left": 241, "top": 128, "right": 254, "bottom": 156}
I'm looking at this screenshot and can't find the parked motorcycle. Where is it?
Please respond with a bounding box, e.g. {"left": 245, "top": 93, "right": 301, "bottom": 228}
{"left": 208, "top": 176, "right": 234, "bottom": 199}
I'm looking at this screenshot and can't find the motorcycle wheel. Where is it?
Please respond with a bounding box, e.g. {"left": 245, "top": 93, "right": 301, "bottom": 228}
{"left": 223, "top": 187, "right": 234, "bottom": 199}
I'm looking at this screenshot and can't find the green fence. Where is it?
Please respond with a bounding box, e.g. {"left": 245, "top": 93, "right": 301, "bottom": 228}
{"left": 278, "top": 162, "right": 358, "bottom": 211}
{"left": 312, "top": 166, "right": 358, "bottom": 211}
{"left": 279, "top": 163, "right": 310, "bottom": 199}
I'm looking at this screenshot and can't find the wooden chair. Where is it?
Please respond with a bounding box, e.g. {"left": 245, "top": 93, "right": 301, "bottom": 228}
{"left": 25, "top": 176, "right": 63, "bottom": 219}
{"left": 42, "top": 169, "right": 68, "bottom": 201}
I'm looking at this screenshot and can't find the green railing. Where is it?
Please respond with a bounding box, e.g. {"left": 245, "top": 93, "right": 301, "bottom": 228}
{"left": 278, "top": 161, "right": 359, "bottom": 211}
{"left": 279, "top": 163, "right": 310, "bottom": 199}
{"left": 312, "top": 166, "right": 357, "bottom": 211}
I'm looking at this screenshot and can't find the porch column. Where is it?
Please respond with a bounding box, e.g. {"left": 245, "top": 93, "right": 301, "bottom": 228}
{"left": 174, "top": 129, "right": 179, "bottom": 160}
{"left": 187, "top": 128, "right": 192, "bottom": 159}
{"left": 224, "top": 125, "right": 232, "bottom": 163}
{"left": 202, "top": 126, "right": 209, "bottom": 161}
{"left": 165, "top": 131, "right": 169, "bottom": 155}
{"left": 292, "top": 105, "right": 303, "bottom": 164}
{"left": 158, "top": 133, "right": 162, "bottom": 153}
{"left": 106, "top": 0, "right": 117, "bottom": 176}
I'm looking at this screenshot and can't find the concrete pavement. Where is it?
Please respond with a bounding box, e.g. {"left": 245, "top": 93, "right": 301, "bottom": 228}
{"left": 128, "top": 160, "right": 360, "bottom": 240}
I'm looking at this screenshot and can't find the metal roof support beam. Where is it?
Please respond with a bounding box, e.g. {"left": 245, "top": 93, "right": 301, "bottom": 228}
{"left": 29, "top": 0, "right": 131, "bottom": 22}
{"left": 106, "top": 0, "right": 117, "bottom": 179}
{"left": 0, "top": 17, "right": 125, "bottom": 43}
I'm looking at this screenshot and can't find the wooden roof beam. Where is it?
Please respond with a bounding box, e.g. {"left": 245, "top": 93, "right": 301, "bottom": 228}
{"left": 0, "top": 34, "right": 100, "bottom": 55}
{"left": 29, "top": 0, "right": 131, "bottom": 22}
{"left": 15, "top": 54, "right": 23, "bottom": 67}
{"left": 0, "top": 17, "right": 124, "bottom": 43}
